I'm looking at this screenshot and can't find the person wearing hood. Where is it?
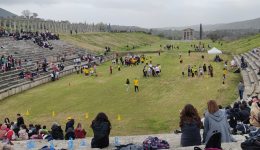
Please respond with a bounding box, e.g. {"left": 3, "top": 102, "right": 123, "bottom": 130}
{"left": 65, "top": 117, "right": 74, "bottom": 132}
{"left": 51, "top": 122, "right": 64, "bottom": 140}
{"left": 91, "top": 112, "right": 111, "bottom": 149}
{"left": 0, "top": 124, "right": 7, "bottom": 140}
{"left": 179, "top": 104, "right": 203, "bottom": 147}
{"left": 65, "top": 127, "right": 76, "bottom": 140}
{"left": 203, "top": 100, "right": 236, "bottom": 144}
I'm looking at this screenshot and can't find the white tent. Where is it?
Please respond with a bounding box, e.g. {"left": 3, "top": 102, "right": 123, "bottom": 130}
{"left": 208, "top": 47, "right": 222, "bottom": 54}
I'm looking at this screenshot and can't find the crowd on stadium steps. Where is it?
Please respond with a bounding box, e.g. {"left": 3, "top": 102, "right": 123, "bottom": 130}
{"left": 0, "top": 112, "right": 111, "bottom": 148}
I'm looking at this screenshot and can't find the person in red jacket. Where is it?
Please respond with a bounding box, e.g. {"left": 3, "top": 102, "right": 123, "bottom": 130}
{"left": 5, "top": 124, "right": 16, "bottom": 141}
{"left": 74, "top": 122, "right": 86, "bottom": 138}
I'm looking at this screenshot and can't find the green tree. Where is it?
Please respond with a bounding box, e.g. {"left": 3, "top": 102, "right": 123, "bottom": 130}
{"left": 206, "top": 33, "right": 222, "bottom": 42}
{"left": 158, "top": 33, "right": 164, "bottom": 38}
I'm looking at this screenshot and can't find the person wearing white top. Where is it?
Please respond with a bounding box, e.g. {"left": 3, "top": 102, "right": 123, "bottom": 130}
{"left": 149, "top": 64, "right": 152, "bottom": 68}
{"left": 156, "top": 66, "right": 160, "bottom": 75}
{"left": 56, "top": 71, "right": 59, "bottom": 80}
{"left": 50, "top": 73, "right": 54, "bottom": 81}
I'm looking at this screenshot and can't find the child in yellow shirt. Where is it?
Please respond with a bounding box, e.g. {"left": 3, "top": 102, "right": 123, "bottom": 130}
{"left": 118, "top": 63, "right": 120, "bottom": 71}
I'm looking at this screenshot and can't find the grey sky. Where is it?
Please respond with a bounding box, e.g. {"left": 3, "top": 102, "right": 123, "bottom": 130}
{"left": 1, "top": 0, "right": 259, "bottom": 28}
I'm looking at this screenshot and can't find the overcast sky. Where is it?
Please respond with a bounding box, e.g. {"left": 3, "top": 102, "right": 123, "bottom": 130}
{"left": 1, "top": 0, "right": 260, "bottom": 28}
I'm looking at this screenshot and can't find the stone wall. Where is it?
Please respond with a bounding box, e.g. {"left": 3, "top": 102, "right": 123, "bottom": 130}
{"left": 0, "top": 18, "right": 108, "bottom": 33}
{"left": 0, "top": 67, "right": 76, "bottom": 100}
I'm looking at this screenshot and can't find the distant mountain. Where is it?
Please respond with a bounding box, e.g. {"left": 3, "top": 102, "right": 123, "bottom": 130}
{"left": 161, "top": 17, "right": 260, "bottom": 31}
{"left": 0, "top": 8, "right": 18, "bottom": 18}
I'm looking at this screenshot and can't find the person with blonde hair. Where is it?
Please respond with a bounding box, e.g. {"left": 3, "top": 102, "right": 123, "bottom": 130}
{"left": 249, "top": 103, "right": 260, "bottom": 127}
{"left": 74, "top": 122, "right": 86, "bottom": 139}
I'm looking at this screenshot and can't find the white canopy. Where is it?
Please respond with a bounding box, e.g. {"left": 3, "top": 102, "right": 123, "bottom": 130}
{"left": 208, "top": 47, "right": 222, "bottom": 54}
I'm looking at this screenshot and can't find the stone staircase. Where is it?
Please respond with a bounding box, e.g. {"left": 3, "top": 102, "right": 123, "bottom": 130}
{"left": 0, "top": 37, "right": 116, "bottom": 100}
{"left": 0, "top": 131, "right": 245, "bottom": 150}
{"left": 232, "top": 47, "right": 260, "bottom": 103}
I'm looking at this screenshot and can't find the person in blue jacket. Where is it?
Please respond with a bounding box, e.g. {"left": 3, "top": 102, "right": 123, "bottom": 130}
{"left": 65, "top": 117, "right": 74, "bottom": 132}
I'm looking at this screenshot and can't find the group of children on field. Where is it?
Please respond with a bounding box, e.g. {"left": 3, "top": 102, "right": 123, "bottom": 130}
{"left": 79, "top": 64, "right": 96, "bottom": 77}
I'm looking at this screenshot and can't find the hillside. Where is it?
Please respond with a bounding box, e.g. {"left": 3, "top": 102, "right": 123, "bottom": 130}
{"left": 162, "top": 17, "right": 260, "bottom": 31}
{"left": 60, "top": 32, "right": 163, "bottom": 53}
{"left": 0, "top": 8, "right": 18, "bottom": 18}
{"left": 224, "top": 33, "right": 260, "bottom": 54}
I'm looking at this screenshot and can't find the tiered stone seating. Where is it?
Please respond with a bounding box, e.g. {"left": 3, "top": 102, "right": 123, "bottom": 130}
{"left": 235, "top": 49, "right": 260, "bottom": 98}
{"left": 0, "top": 131, "right": 245, "bottom": 150}
{"left": 0, "top": 37, "right": 116, "bottom": 100}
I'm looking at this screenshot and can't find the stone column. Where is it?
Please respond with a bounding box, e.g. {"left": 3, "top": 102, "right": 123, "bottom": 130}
{"left": 4, "top": 20, "right": 6, "bottom": 29}
{"left": 9, "top": 20, "right": 12, "bottom": 33}
{"left": 31, "top": 21, "right": 33, "bottom": 32}
{"left": 27, "top": 21, "right": 29, "bottom": 32}
{"left": 13, "top": 21, "right": 16, "bottom": 32}
{"left": 35, "top": 22, "right": 37, "bottom": 32}
{"left": 65, "top": 22, "right": 67, "bottom": 33}
{"left": 38, "top": 22, "right": 41, "bottom": 32}
{"left": 18, "top": 21, "right": 21, "bottom": 33}
{"left": 23, "top": 21, "right": 25, "bottom": 32}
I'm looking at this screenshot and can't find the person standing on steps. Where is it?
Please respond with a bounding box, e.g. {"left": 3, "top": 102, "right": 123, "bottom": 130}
{"left": 134, "top": 78, "right": 139, "bottom": 92}
{"left": 238, "top": 81, "right": 245, "bottom": 100}
{"left": 126, "top": 79, "right": 130, "bottom": 91}
{"left": 158, "top": 50, "right": 161, "bottom": 56}
{"left": 150, "top": 57, "right": 152, "bottom": 64}
{"left": 179, "top": 52, "right": 182, "bottom": 58}
{"left": 188, "top": 50, "right": 191, "bottom": 56}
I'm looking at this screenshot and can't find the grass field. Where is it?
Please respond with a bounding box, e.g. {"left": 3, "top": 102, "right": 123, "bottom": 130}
{"left": 60, "top": 32, "right": 163, "bottom": 53}
{"left": 61, "top": 32, "right": 260, "bottom": 55}
{"left": 0, "top": 50, "right": 241, "bottom": 136}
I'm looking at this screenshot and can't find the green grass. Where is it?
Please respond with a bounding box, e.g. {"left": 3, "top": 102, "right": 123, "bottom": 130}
{"left": 61, "top": 32, "right": 260, "bottom": 55}
{"left": 60, "top": 32, "right": 164, "bottom": 53}
{"left": 0, "top": 51, "right": 241, "bottom": 136}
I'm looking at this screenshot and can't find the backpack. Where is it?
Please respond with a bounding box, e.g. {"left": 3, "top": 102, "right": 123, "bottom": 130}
{"left": 194, "top": 132, "right": 222, "bottom": 150}
{"left": 142, "top": 136, "right": 170, "bottom": 150}
{"left": 30, "top": 135, "right": 39, "bottom": 139}
{"left": 236, "top": 124, "right": 250, "bottom": 134}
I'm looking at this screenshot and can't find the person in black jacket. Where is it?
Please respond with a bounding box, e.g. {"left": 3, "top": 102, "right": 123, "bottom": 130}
{"left": 16, "top": 114, "right": 24, "bottom": 128}
{"left": 228, "top": 108, "right": 237, "bottom": 133}
{"left": 242, "top": 101, "right": 251, "bottom": 113}
{"left": 51, "top": 122, "right": 64, "bottom": 140}
{"left": 65, "top": 117, "right": 74, "bottom": 132}
{"left": 91, "top": 112, "right": 111, "bottom": 149}
{"left": 65, "top": 127, "right": 76, "bottom": 140}
{"left": 239, "top": 105, "right": 250, "bottom": 124}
